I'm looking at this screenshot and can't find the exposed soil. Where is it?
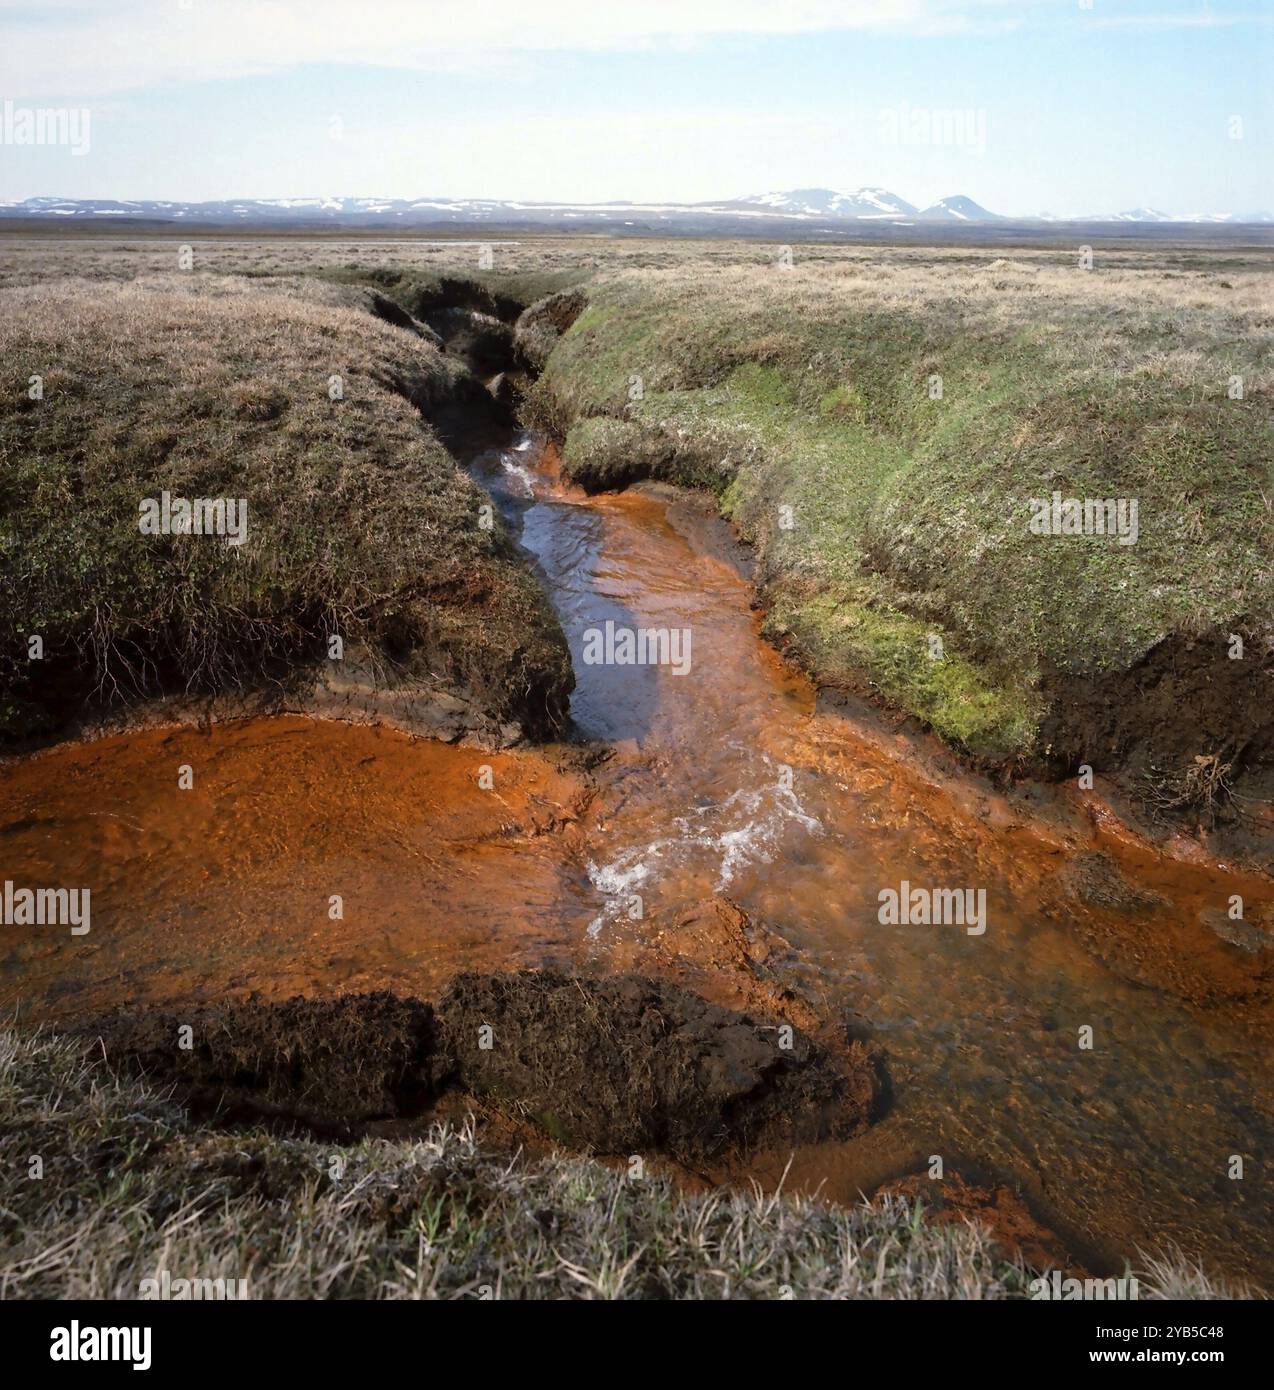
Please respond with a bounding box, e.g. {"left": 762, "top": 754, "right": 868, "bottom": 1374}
{"left": 75, "top": 973, "right": 872, "bottom": 1158}
{"left": 439, "top": 970, "right": 873, "bottom": 1157}
{"left": 1037, "top": 628, "right": 1274, "bottom": 842}
{"left": 394, "top": 272, "right": 537, "bottom": 326}
{"left": 80, "top": 992, "right": 442, "bottom": 1136}
{"left": 425, "top": 306, "right": 517, "bottom": 379}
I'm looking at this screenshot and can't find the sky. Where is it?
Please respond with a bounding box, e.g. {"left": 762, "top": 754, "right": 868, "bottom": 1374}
{"left": 0, "top": 0, "right": 1270, "bottom": 216}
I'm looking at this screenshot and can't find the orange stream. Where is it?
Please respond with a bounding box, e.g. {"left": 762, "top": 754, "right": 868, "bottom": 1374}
{"left": 2, "top": 432, "right": 1271, "bottom": 1282}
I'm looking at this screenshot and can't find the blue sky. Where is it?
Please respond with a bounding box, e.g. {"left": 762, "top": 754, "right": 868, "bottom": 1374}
{"left": 0, "top": 0, "right": 1270, "bottom": 215}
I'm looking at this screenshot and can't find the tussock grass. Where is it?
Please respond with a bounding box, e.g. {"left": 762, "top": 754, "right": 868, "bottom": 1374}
{"left": 0, "top": 273, "right": 571, "bottom": 740}
{"left": 0, "top": 1027, "right": 1246, "bottom": 1300}
{"left": 2, "top": 234, "right": 1267, "bottom": 781}
{"left": 534, "top": 249, "right": 1273, "bottom": 768}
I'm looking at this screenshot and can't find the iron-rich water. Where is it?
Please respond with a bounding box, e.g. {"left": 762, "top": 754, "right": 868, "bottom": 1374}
{"left": 473, "top": 432, "right": 1274, "bottom": 1280}
{"left": 2, "top": 430, "right": 1271, "bottom": 1282}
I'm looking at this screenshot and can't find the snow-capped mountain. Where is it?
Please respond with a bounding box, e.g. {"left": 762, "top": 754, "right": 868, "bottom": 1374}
{"left": 1067, "top": 207, "right": 1272, "bottom": 224}
{"left": 1110, "top": 207, "right": 1174, "bottom": 223}
{"left": 0, "top": 188, "right": 994, "bottom": 227}
{"left": 916, "top": 195, "right": 996, "bottom": 221}
{"left": 3, "top": 192, "right": 1266, "bottom": 231}
{"left": 712, "top": 187, "right": 918, "bottom": 218}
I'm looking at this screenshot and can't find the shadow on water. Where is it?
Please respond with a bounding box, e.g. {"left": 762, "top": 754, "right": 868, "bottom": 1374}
{"left": 470, "top": 435, "right": 662, "bottom": 745}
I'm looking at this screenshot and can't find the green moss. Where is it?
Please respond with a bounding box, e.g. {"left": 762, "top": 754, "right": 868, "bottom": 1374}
{"left": 818, "top": 383, "right": 870, "bottom": 423}
{"left": 533, "top": 259, "right": 1272, "bottom": 765}
{"left": 768, "top": 585, "right": 1038, "bottom": 758}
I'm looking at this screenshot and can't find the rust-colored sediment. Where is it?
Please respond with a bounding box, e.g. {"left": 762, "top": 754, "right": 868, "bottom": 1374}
{"left": 0, "top": 716, "right": 594, "bottom": 1018}
{"left": 2, "top": 432, "right": 1272, "bottom": 1286}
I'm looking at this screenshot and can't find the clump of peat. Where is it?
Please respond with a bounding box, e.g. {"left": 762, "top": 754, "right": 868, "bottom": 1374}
{"left": 77, "top": 972, "right": 873, "bottom": 1158}
{"left": 438, "top": 970, "right": 871, "bottom": 1155}
{"left": 80, "top": 993, "right": 443, "bottom": 1136}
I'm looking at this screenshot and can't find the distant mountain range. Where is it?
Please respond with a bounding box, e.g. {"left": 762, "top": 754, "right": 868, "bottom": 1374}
{"left": 714, "top": 189, "right": 1002, "bottom": 221}
{"left": 1052, "top": 206, "right": 1273, "bottom": 225}
{"left": 2, "top": 190, "right": 1269, "bottom": 229}
{"left": 0, "top": 189, "right": 996, "bottom": 225}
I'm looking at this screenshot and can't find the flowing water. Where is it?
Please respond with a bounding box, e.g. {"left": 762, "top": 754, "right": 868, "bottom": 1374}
{"left": 2, "top": 428, "right": 1272, "bottom": 1282}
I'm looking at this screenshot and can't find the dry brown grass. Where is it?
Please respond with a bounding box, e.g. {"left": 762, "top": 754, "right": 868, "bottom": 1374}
{"left": 0, "top": 271, "right": 571, "bottom": 741}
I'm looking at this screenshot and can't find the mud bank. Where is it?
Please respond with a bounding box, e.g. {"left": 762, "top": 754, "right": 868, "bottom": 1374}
{"left": 874, "top": 1171, "right": 1081, "bottom": 1275}
{"left": 74, "top": 975, "right": 873, "bottom": 1159}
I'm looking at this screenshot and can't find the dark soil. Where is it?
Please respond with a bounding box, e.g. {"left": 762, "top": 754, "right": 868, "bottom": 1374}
{"left": 80, "top": 993, "right": 442, "bottom": 1137}
{"left": 438, "top": 970, "right": 870, "bottom": 1157}
{"left": 423, "top": 307, "right": 517, "bottom": 377}
{"left": 401, "top": 273, "right": 529, "bottom": 325}
{"left": 1037, "top": 628, "right": 1274, "bottom": 804}
{"left": 77, "top": 971, "right": 874, "bottom": 1157}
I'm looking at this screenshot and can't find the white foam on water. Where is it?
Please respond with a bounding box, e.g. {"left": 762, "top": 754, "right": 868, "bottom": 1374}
{"left": 587, "top": 855, "right": 651, "bottom": 897}
{"left": 498, "top": 450, "right": 537, "bottom": 497}
{"left": 583, "top": 760, "right": 822, "bottom": 936}
{"left": 673, "top": 776, "right": 822, "bottom": 890}
{"left": 584, "top": 854, "right": 654, "bottom": 938}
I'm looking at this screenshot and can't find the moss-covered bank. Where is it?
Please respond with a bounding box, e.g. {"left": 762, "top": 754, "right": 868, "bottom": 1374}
{"left": 529, "top": 252, "right": 1272, "bottom": 814}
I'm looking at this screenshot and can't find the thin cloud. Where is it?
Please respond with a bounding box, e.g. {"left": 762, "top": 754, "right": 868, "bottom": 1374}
{"left": 1, "top": 1, "right": 1260, "bottom": 100}
{"left": 1086, "top": 10, "right": 1273, "bottom": 30}
{"left": 0, "top": 0, "right": 1051, "bottom": 100}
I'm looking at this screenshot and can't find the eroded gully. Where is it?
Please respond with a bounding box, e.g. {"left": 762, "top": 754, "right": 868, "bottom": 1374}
{"left": 2, "top": 429, "right": 1272, "bottom": 1284}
